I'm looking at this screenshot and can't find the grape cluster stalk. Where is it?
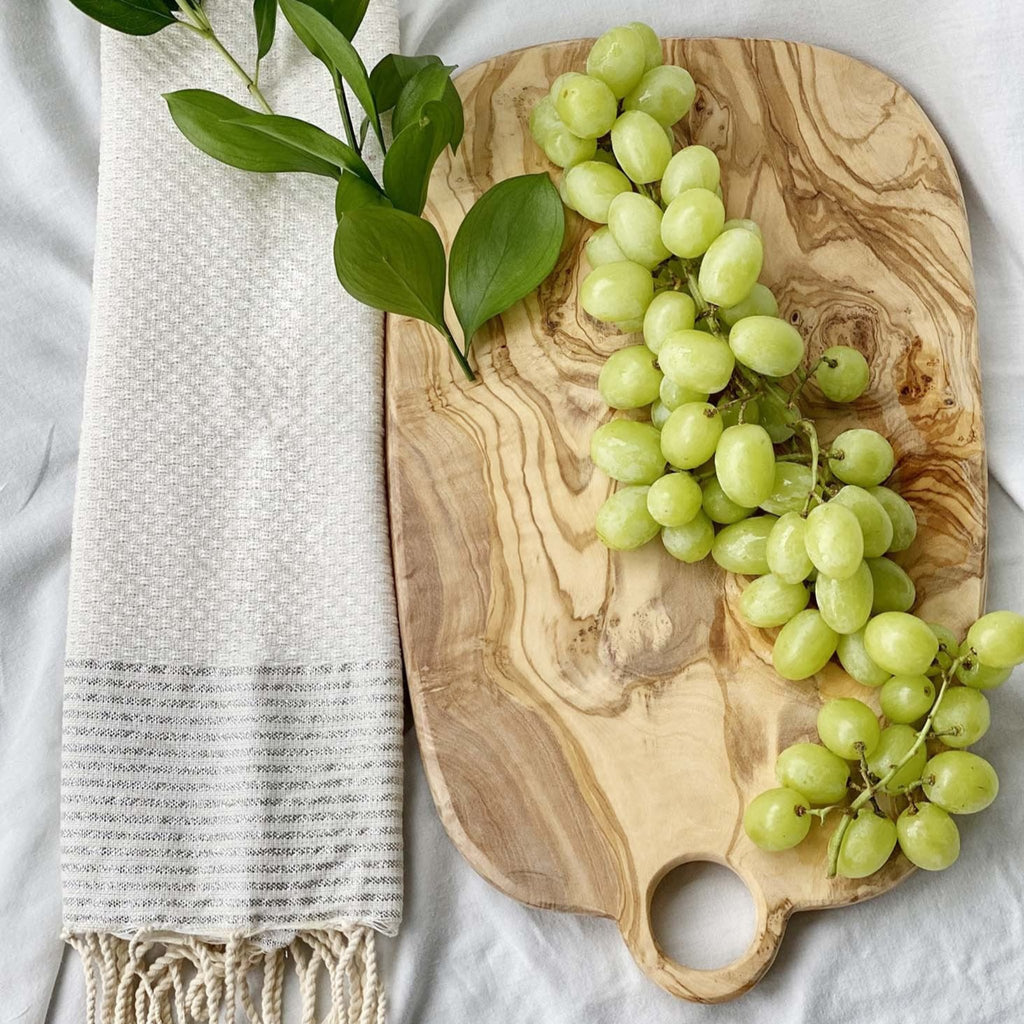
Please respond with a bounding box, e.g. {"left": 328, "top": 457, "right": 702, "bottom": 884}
{"left": 529, "top": 23, "right": 1024, "bottom": 879}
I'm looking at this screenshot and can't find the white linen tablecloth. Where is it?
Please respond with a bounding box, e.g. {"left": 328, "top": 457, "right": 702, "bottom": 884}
{"left": 2, "top": 1, "right": 1022, "bottom": 1022}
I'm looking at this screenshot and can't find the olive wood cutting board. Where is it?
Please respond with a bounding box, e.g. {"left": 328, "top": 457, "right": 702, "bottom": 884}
{"left": 385, "top": 37, "right": 984, "bottom": 1002}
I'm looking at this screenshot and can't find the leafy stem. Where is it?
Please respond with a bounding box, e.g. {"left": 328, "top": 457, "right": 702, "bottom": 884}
{"left": 176, "top": 0, "right": 274, "bottom": 114}
{"left": 442, "top": 323, "right": 475, "bottom": 381}
{"left": 332, "top": 72, "right": 360, "bottom": 152}
{"left": 825, "top": 657, "right": 963, "bottom": 877}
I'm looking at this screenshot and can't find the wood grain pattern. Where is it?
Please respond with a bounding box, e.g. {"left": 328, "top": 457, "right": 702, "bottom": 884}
{"left": 386, "top": 38, "right": 984, "bottom": 1002}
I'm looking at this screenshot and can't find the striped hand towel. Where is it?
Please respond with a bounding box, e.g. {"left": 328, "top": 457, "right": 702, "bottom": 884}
{"left": 61, "top": 3, "right": 403, "bottom": 1020}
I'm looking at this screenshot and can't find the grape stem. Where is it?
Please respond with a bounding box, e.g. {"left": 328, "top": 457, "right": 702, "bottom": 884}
{"left": 787, "top": 359, "right": 821, "bottom": 408}
{"left": 825, "top": 656, "right": 963, "bottom": 877}
{"left": 796, "top": 419, "right": 820, "bottom": 515}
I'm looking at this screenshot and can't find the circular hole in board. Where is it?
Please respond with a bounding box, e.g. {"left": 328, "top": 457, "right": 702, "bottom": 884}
{"left": 650, "top": 861, "right": 756, "bottom": 970}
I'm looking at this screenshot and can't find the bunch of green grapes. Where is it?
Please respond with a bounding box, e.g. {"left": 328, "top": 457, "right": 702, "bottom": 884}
{"left": 529, "top": 22, "right": 1024, "bottom": 880}
{"left": 748, "top": 610, "right": 1023, "bottom": 877}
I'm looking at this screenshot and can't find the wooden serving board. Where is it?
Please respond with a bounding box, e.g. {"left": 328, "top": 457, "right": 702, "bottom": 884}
{"left": 386, "top": 38, "right": 985, "bottom": 1002}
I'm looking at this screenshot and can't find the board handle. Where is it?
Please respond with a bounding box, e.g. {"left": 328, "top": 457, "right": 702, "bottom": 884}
{"left": 617, "top": 858, "right": 790, "bottom": 1004}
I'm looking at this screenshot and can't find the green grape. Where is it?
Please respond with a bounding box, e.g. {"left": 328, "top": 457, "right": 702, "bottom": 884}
{"left": 702, "top": 477, "right": 755, "bottom": 525}
{"left": 595, "top": 485, "right": 660, "bottom": 550}
{"left": 803, "top": 502, "right": 864, "bottom": 580}
{"left": 863, "top": 612, "right": 939, "bottom": 676}
{"left": 727, "top": 315, "right": 805, "bottom": 377}
{"left": 590, "top": 419, "right": 665, "bottom": 484}
{"left": 817, "top": 697, "right": 881, "bottom": 759}
{"left": 658, "top": 330, "right": 736, "bottom": 394}
{"left": 651, "top": 400, "right": 671, "bottom": 429}
{"left": 965, "top": 610, "right": 1024, "bottom": 668}
{"left": 759, "top": 390, "right": 801, "bottom": 443}
{"left": 660, "top": 145, "right": 721, "bottom": 204}
{"left": 580, "top": 261, "right": 654, "bottom": 323}
{"left": 775, "top": 743, "right": 850, "bottom": 805}
{"left": 956, "top": 646, "right": 1012, "bottom": 691}
{"left": 529, "top": 95, "right": 564, "bottom": 146}
{"left": 556, "top": 170, "right": 575, "bottom": 209}
{"left": 659, "top": 375, "right": 707, "bottom": 410}
{"left": 564, "top": 160, "right": 633, "bottom": 223}
{"left": 827, "top": 428, "right": 895, "bottom": 487}
{"left": 719, "top": 283, "right": 778, "bottom": 328}
{"left": 879, "top": 674, "right": 935, "bottom": 724}
{"left": 586, "top": 26, "right": 647, "bottom": 98}
{"left": 866, "top": 557, "right": 916, "bottom": 614}
{"left": 829, "top": 486, "right": 893, "bottom": 558}
{"left": 607, "top": 192, "right": 671, "bottom": 270}
{"left": 660, "top": 188, "right": 725, "bottom": 258}
{"left": 867, "top": 485, "right": 917, "bottom": 553}
{"left": 584, "top": 226, "right": 628, "bottom": 269}
{"left": 610, "top": 110, "right": 672, "bottom": 184}
{"left": 836, "top": 809, "right": 897, "bottom": 879}
{"left": 697, "top": 228, "right": 764, "bottom": 307}
{"left": 712, "top": 515, "right": 778, "bottom": 576}
{"left": 815, "top": 561, "right": 874, "bottom": 635}
{"left": 660, "top": 402, "right": 723, "bottom": 469}
{"left": 928, "top": 622, "right": 959, "bottom": 673}
{"left": 772, "top": 609, "right": 839, "bottom": 680}
{"left": 662, "top": 510, "right": 715, "bottom": 562}
{"left": 627, "top": 21, "right": 663, "bottom": 71}
{"left": 646, "top": 471, "right": 702, "bottom": 527}
{"left": 743, "top": 787, "right": 812, "bottom": 851}
{"left": 896, "top": 803, "right": 960, "bottom": 871}
{"left": 814, "top": 345, "right": 870, "bottom": 403}
{"left": 738, "top": 574, "right": 809, "bottom": 628}
{"left": 551, "top": 72, "right": 618, "bottom": 139}
{"left": 715, "top": 424, "right": 776, "bottom": 508}
{"left": 867, "top": 723, "right": 927, "bottom": 794}
{"left": 643, "top": 291, "right": 697, "bottom": 354}
{"left": 530, "top": 96, "right": 599, "bottom": 168}
{"left": 836, "top": 628, "right": 891, "bottom": 688}
{"left": 922, "top": 750, "right": 998, "bottom": 814}
{"left": 545, "top": 128, "right": 599, "bottom": 170}
{"left": 623, "top": 65, "right": 695, "bottom": 125}
{"left": 598, "top": 345, "right": 662, "bottom": 409}
{"left": 766, "top": 512, "right": 813, "bottom": 584}
{"left": 721, "top": 218, "right": 762, "bottom": 238}
{"left": 717, "top": 395, "right": 760, "bottom": 429}
{"left": 931, "top": 686, "right": 990, "bottom": 748}
{"left": 760, "top": 463, "right": 813, "bottom": 515}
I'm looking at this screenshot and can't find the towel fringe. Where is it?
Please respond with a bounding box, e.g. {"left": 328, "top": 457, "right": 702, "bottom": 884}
{"left": 63, "top": 927, "right": 386, "bottom": 1024}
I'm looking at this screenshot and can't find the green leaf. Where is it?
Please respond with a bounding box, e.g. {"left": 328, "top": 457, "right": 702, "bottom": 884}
{"left": 393, "top": 64, "right": 464, "bottom": 152}
{"left": 67, "top": 0, "right": 177, "bottom": 34}
{"left": 165, "top": 90, "right": 343, "bottom": 178}
{"left": 449, "top": 173, "right": 565, "bottom": 346}
{"left": 369, "top": 53, "right": 442, "bottom": 113}
{"left": 253, "top": 0, "right": 277, "bottom": 60}
{"left": 278, "top": 0, "right": 382, "bottom": 146}
{"left": 299, "top": 0, "right": 370, "bottom": 41}
{"left": 382, "top": 101, "right": 454, "bottom": 215}
{"left": 336, "top": 172, "right": 392, "bottom": 218}
{"left": 334, "top": 207, "right": 447, "bottom": 331}
{"left": 224, "top": 114, "right": 376, "bottom": 183}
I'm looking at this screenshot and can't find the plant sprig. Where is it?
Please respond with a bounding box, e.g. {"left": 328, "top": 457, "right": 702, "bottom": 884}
{"left": 68, "top": 0, "right": 566, "bottom": 381}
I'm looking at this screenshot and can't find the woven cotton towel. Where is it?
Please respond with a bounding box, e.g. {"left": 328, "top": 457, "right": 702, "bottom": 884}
{"left": 61, "top": 3, "right": 402, "bottom": 1020}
